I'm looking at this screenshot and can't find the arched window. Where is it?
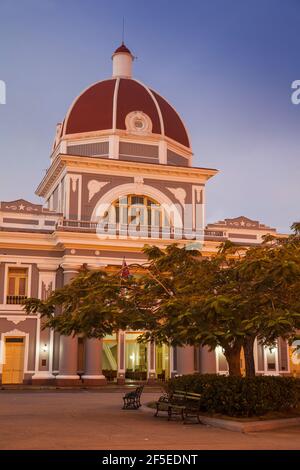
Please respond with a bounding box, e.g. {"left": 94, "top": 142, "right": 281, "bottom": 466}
{"left": 109, "top": 194, "right": 169, "bottom": 228}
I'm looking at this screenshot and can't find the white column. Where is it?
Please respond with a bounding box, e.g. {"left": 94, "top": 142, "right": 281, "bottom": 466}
{"left": 200, "top": 345, "right": 217, "bottom": 374}
{"left": 32, "top": 264, "right": 59, "bottom": 383}
{"left": 109, "top": 135, "right": 119, "bottom": 159}
{"left": 56, "top": 264, "right": 81, "bottom": 384}
{"left": 170, "top": 346, "right": 178, "bottom": 378}
{"left": 117, "top": 330, "right": 126, "bottom": 384}
{"left": 147, "top": 341, "right": 156, "bottom": 382}
{"left": 82, "top": 338, "right": 106, "bottom": 385}
{"left": 176, "top": 345, "right": 195, "bottom": 375}
{"left": 158, "top": 140, "right": 167, "bottom": 164}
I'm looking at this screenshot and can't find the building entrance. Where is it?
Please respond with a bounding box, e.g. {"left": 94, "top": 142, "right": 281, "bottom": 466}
{"left": 2, "top": 337, "right": 25, "bottom": 384}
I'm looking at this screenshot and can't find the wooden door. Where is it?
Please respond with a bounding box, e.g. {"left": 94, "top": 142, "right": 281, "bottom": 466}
{"left": 2, "top": 337, "right": 25, "bottom": 384}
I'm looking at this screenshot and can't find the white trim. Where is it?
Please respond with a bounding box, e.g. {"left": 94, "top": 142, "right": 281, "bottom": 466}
{"left": 58, "top": 181, "right": 62, "bottom": 213}
{"left": 55, "top": 375, "right": 79, "bottom": 380}
{"left": 65, "top": 174, "right": 71, "bottom": 219}
{"left": 0, "top": 314, "right": 37, "bottom": 323}
{"left": 109, "top": 135, "right": 119, "bottom": 160}
{"left": 169, "top": 346, "right": 177, "bottom": 375}
{"left": 34, "top": 313, "right": 41, "bottom": 373}
{"left": 49, "top": 328, "right": 54, "bottom": 374}
{"left": 112, "top": 78, "right": 120, "bottom": 132}
{"left": 57, "top": 164, "right": 210, "bottom": 184}
{"left": 285, "top": 340, "right": 290, "bottom": 373}
{"left": 81, "top": 375, "right": 106, "bottom": 380}
{"left": 32, "top": 268, "right": 57, "bottom": 376}
{"left": 31, "top": 372, "right": 55, "bottom": 380}
{"left": 192, "top": 186, "right": 205, "bottom": 231}
{"left": 117, "top": 330, "right": 126, "bottom": 374}
{"left": 36, "top": 154, "right": 215, "bottom": 198}
{"left": 78, "top": 174, "right": 82, "bottom": 220}
{"left": 254, "top": 338, "right": 259, "bottom": 372}
{"left": 159, "top": 140, "right": 167, "bottom": 164}
{"left": 147, "top": 340, "right": 156, "bottom": 378}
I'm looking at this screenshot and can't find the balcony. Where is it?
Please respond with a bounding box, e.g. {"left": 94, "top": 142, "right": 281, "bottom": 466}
{"left": 6, "top": 295, "right": 27, "bottom": 305}
{"left": 56, "top": 220, "right": 226, "bottom": 242}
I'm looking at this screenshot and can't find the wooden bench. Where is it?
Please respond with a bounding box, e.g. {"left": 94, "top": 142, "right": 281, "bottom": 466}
{"left": 154, "top": 390, "right": 202, "bottom": 423}
{"left": 122, "top": 385, "right": 144, "bottom": 410}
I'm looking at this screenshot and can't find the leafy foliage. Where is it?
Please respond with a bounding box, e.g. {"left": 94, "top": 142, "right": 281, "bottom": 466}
{"left": 24, "top": 228, "right": 300, "bottom": 377}
{"left": 166, "top": 374, "right": 300, "bottom": 417}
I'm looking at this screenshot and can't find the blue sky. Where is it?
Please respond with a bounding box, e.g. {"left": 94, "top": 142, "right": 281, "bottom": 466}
{"left": 0, "top": 0, "right": 299, "bottom": 232}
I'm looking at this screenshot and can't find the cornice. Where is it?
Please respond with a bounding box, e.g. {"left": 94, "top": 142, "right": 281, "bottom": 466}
{"left": 57, "top": 128, "right": 193, "bottom": 155}
{"left": 35, "top": 158, "right": 66, "bottom": 198}
{"left": 36, "top": 153, "right": 218, "bottom": 197}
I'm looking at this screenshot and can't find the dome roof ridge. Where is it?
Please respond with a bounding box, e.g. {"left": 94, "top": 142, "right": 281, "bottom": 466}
{"left": 61, "top": 77, "right": 191, "bottom": 149}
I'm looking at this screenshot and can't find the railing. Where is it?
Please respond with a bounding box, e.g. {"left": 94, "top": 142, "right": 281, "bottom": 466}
{"left": 204, "top": 230, "right": 226, "bottom": 238}
{"left": 56, "top": 220, "right": 226, "bottom": 241}
{"left": 6, "top": 295, "right": 27, "bottom": 305}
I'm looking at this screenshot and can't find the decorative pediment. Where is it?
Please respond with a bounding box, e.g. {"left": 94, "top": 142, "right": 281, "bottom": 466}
{"left": 208, "top": 216, "right": 276, "bottom": 231}
{"left": 224, "top": 216, "right": 260, "bottom": 229}
{"left": 0, "top": 199, "right": 44, "bottom": 214}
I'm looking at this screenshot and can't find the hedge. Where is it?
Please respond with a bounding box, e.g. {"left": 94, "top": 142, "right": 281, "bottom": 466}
{"left": 166, "top": 374, "right": 300, "bottom": 417}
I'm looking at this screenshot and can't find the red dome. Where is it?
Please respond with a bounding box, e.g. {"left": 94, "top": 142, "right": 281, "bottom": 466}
{"left": 63, "top": 78, "right": 190, "bottom": 148}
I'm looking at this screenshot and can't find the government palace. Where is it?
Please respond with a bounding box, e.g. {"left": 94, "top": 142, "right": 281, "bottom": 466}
{"left": 0, "top": 43, "right": 297, "bottom": 385}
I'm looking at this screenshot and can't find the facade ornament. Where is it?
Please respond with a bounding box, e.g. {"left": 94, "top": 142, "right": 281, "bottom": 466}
{"left": 41, "top": 281, "right": 53, "bottom": 301}
{"left": 167, "top": 187, "right": 186, "bottom": 207}
{"left": 88, "top": 180, "right": 109, "bottom": 202}
{"left": 0, "top": 199, "right": 42, "bottom": 213}
{"left": 125, "top": 111, "right": 152, "bottom": 134}
{"left": 3, "top": 317, "right": 23, "bottom": 325}
{"left": 70, "top": 175, "right": 80, "bottom": 193}
{"left": 195, "top": 187, "right": 202, "bottom": 204}
{"left": 134, "top": 176, "right": 144, "bottom": 185}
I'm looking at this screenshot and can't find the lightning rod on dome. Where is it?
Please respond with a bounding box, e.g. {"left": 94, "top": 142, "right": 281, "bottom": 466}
{"left": 122, "top": 16, "right": 125, "bottom": 45}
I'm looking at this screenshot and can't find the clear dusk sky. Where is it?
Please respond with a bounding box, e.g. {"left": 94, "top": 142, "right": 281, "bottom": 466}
{"left": 0, "top": 0, "right": 299, "bottom": 232}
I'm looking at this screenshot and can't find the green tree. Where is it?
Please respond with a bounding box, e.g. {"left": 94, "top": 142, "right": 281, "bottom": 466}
{"left": 24, "top": 231, "right": 300, "bottom": 377}
{"left": 232, "top": 232, "right": 300, "bottom": 376}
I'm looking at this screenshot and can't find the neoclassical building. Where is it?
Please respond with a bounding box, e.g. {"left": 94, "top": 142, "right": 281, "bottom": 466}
{"left": 0, "top": 44, "right": 296, "bottom": 385}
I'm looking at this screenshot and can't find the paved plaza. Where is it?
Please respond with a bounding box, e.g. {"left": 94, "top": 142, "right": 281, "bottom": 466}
{"left": 0, "top": 390, "right": 300, "bottom": 450}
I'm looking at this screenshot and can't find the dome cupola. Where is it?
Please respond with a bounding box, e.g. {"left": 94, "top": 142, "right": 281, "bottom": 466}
{"left": 112, "top": 42, "right": 134, "bottom": 78}
{"left": 54, "top": 43, "right": 192, "bottom": 161}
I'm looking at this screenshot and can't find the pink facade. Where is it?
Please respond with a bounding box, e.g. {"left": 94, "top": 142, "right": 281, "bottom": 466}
{"left": 0, "top": 44, "right": 292, "bottom": 385}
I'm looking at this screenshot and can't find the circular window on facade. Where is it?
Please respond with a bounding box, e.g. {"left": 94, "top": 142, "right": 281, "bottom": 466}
{"left": 125, "top": 111, "right": 152, "bottom": 133}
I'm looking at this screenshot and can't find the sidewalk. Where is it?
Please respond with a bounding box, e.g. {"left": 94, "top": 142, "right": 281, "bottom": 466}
{"left": 0, "top": 391, "right": 300, "bottom": 450}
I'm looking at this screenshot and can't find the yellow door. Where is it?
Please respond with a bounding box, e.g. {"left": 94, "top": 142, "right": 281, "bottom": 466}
{"left": 2, "top": 337, "right": 25, "bottom": 384}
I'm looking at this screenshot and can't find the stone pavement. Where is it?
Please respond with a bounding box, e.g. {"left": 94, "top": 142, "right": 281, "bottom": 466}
{"left": 0, "top": 391, "right": 299, "bottom": 450}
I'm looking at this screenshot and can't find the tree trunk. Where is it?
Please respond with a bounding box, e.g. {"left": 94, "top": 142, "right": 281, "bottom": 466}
{"left": 243, "top": 336, "right": 256, "bottom": 377}
{"left": 224, "top": 345, "right": 242, "bottom": 376}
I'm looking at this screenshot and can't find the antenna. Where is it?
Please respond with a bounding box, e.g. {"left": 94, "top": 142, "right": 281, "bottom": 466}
{"left": 122, "top": 17, "right": 125, "bottom": 44}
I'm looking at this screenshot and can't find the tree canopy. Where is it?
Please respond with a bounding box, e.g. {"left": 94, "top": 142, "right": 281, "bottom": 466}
{"left": 24, "top": 228, "right": 300, "bottom": 376}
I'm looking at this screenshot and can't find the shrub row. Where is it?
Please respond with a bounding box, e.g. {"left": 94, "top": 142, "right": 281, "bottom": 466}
{"left": 166, "top": 374, "right": 300, "bottom": 417}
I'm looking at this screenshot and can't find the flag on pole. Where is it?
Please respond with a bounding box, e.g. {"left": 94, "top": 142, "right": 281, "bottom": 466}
{"left": 121, "top": 257, "right": 130, "bottom": 278}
